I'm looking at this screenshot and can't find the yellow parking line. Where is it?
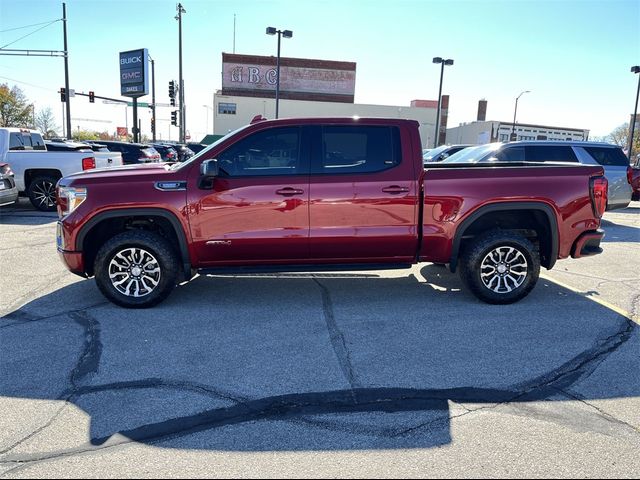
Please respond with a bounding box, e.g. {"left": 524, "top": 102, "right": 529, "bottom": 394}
{"left": 540, "top": 273, "right": 638, "bottom": 325}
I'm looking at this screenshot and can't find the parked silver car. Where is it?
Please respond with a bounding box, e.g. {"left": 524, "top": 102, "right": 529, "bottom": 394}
{"left": 443, "top": 141, "right": 632, "bottom": 210}
{"left": 423, "top": 144, "right": 471, "bottom": 163}
{"left": 0, "top": 162, "right": 18, "bottom": 207}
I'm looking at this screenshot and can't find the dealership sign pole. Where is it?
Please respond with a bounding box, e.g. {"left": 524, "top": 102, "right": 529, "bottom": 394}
{"left": 119, "top": 48, "right": 149, "bottom": 143}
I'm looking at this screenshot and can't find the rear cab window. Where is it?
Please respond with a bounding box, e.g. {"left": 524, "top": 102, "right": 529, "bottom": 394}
{"left": 9, "top": 131, "right": 46, "bottom": 151}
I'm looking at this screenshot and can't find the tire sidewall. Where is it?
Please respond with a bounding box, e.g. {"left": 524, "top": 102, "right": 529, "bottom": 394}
{"left": 94, "top": 231, "right": 178, "bottom": 308}
{"left": 461, "top": 232, "right": 540, "bottom": 305}
{"left": 28, "top": 176, "right": 58, "bottom": 212}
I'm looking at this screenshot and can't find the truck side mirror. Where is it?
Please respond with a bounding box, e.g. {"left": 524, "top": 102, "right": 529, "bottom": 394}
{"left": 198, "top": 159, "right": 219, "bottom": 189}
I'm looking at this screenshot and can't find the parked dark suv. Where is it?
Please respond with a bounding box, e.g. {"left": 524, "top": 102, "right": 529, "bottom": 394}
{"left": 151, "top": 144, "right": 179, "bottom": 162}
{"left": 86, "top": 141, "right": 161, "bottom": 165}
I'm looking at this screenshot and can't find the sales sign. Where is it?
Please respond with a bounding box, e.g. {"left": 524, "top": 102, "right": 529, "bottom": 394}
{"left": 119, "top": 48, "right": 149, "bottom": 98}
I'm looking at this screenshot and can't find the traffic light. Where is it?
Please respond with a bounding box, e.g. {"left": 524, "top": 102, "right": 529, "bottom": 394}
{"left": 171, "top": 110, "right": 178, "bottom": 126}
{"left": 60, "top": 87, "right": 66, "bottom": 102}
{"left": 168, "top": 80, "right": 176, "bottom": 106}
{"left": 151, "top": 117, "right": 155, "bottom": 131}
{"left": 89, "top": 91, "right": 95, "bottom": 103}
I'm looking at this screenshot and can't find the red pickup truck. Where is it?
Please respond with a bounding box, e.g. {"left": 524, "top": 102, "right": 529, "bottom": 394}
{"left": 56, "top": 118, "right": 607, "bottom": 308}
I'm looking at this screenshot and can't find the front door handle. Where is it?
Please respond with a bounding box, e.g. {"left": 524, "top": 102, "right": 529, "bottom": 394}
{"left": 382, "top": 185, "right": 410, "bottom": 194}
{"left": 276, "top": 187, "right": 304, "bottom": 196}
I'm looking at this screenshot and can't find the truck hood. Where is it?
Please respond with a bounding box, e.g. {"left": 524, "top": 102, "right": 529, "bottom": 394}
{"left": 62, "top": 162, "right": 175, "bottom": 183}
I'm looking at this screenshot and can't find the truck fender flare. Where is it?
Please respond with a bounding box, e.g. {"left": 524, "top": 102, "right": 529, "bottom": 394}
{"left": 449, "top": 201, "right": 559, "bottom": 273}
{"left": 76, "top": 208, "right": 192, "bottom": 279}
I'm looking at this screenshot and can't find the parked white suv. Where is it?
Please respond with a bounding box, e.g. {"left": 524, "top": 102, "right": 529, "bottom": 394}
{"left": 443, "top": 141, "right": 632, "bottom": 210}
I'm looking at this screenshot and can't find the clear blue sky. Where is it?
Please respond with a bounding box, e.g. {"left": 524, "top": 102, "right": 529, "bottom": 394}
{"left": 1, "top": 0, "right": 639, "bottom": 141}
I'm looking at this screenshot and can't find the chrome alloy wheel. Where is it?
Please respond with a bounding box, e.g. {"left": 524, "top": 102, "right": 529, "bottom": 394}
{"left": 32, "top": 180, "right": 56, "bottom": 208}
{"left": 480, "top": 246, "right": 528, "bottom": 294}
{"left": 108, "top": 247, "right": 161, "bottom": 297}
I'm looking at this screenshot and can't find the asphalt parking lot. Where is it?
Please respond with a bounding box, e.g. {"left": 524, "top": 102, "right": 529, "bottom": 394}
{"left": 1, "top": 198, "right": 639, "bottom": 478}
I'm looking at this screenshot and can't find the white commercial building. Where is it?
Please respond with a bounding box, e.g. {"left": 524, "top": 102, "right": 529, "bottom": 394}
{"left": 446, "top": 120, "right": 589, "bottom": 145}
{"left": 212, "top": 53, "right": 443, "bottom": 148}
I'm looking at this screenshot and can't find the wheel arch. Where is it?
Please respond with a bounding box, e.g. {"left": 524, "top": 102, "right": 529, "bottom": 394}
{"left": 24, "top": 169, "right": 62, "bottom": 190}
{"left": 76, "top": 208, "right": 192, "bottom": 279}
{"left": 449, "top": 201, "right": 559, "bottom": 273}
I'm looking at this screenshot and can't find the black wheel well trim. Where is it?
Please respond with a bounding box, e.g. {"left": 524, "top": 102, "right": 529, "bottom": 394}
{"left": 448, "top": 201, "right": 559, "bottom": 273}
{"left": 76, "top": 208, "right": 192, "bottom": 278}
{"left": 25, "top": 169, "right": 63, "bottom": 186}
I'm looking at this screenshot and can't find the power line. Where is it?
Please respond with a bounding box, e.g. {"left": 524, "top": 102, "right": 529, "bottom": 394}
{"left": 0, "top": 19, "right": 62, "bottom": 34}
{"left": 0, "top": 19, "right": 61, "bottom": 50}
{"left": 0, "top": 74, "right": 57, "bottom": 92}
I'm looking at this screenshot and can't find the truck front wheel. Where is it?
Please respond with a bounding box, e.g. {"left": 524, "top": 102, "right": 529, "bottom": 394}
{"left": 459, "top": 230, "right": 540, "bottom": 305}
{"left": 94, "top": 230, "right": 179, "bottom": 308}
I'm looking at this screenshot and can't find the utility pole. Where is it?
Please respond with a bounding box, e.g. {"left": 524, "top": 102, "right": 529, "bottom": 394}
{"left": 233, "top": 14, "right": 236, "bottom": 54}
{"left": 62, "top": 3, "right": 71, "bottom": 139}
{"left": 176, "top": 3, "right": 186, "bottom": 143}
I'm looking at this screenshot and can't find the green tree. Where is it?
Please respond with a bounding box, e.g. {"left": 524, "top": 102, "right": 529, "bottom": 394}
{"left": 607, "top": 122, "right": 640, "bottom": 158}
{"left": 34, "top": 107, "right": 59, "bottom": 138}
{"left": 72, "top": 130, "right": 100, "bottom": 141}
{"left": 0, "top": 84, "right": 33, "bottom": 128}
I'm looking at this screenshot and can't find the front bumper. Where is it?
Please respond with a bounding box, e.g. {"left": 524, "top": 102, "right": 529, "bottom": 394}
{"left": 571, "top": 229, "right": 605, "bottom": 259}
{"left": 57, "top": 221, "right": 85, "bottom": 277}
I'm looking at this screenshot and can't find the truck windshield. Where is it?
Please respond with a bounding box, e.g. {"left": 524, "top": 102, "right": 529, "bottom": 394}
{"left": 443, "top": 143, "right": 501, "bottom": 163}
{"left": 170, "top": 124, "right": 252, "bottom": 170}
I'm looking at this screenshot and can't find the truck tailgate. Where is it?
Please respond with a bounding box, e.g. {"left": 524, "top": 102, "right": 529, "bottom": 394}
{"left": 93, "top": 151, "right": 123, "bottom": 169}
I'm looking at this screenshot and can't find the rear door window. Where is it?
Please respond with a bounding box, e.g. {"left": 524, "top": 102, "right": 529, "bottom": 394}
{"left": 526, "top": 145, "right": 579, "bottom": 162}
{"left": 583, "top": 147, "right": 629, "bottom": 166}
{"left": 313, "top": 125, "right": 401, "bottom": 174}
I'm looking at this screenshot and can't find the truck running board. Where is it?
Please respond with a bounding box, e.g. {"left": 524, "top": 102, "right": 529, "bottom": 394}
{"left": 198, "top": 263, "right": 413, "bottom": 275}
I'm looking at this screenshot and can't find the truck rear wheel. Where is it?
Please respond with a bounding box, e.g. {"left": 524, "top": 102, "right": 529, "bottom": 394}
{"left": 27, "top": 175, "right": 58, "bottom": 212}
{"left": 94, "top": 230, "right": 179, "bottom": 308}
{"left": 459, "top": 230, "right": 540, "bottom": 305}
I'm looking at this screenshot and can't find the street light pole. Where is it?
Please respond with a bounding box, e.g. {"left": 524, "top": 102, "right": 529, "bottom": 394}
{"left": 628, "top": 66, "right": 640, "bottom": 160}
{"left": 176, "top": 3, "right": 186, "bottom": 143}
{"left": 432, "top": 57, "right": 453, "bottom": 148}
{"left": 511, "top": 90, "right": 530, "bottom": 141}
{"left": 62, "top": 2, "right": 72, "bottom": 139}
{"left": 150, "top": 56, "right": 156, "bottom": 142}
{"left": 266, "top": 27, "right": 293, "bottom": 119}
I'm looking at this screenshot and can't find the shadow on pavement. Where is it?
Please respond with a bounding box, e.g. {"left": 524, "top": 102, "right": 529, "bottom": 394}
{"left": 0, "top": 265, "right": 637, "bottom": 457}
{"left": 0, "top": 199, "right": 57, "bottom": 226}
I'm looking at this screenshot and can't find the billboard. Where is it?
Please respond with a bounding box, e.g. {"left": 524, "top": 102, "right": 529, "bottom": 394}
{"left": 222, "top": 53, "right": 356, "bottom": 103}
{"left": 119, "top": 48, "right": 149, "bottom": 98}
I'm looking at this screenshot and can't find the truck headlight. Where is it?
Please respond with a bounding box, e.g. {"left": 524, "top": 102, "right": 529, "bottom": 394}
{"left": 58, "top": 187, "right": 87, "bottom": 217}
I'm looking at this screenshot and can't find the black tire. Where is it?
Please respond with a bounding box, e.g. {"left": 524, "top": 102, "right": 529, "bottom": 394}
{"left": 458, "top": 230, "right": 540, "bottom": 305}
{"left": 94, "top": 230, "right": 179, "bottom": 308}
{"left": 27, "top": 175, "right": 58, "bottom": 212}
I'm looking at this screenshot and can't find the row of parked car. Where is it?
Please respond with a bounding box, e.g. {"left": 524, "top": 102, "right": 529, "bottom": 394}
{"left": 424, "top": 142, "right": 640, "bottom": 210}
{"left": 0, "top": 127, "right": 208, "bottom": 211}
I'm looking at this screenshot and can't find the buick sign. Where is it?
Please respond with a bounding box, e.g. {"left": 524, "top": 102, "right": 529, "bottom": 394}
{"left": 119, "top": 48, "right": 149, "bottom": 98}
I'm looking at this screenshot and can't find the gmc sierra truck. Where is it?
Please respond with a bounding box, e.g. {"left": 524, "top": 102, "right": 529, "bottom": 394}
{"left": 56, "top": 117, "right": 608, "bottom": 308}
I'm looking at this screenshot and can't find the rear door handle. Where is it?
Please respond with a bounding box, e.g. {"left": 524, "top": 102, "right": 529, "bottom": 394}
{"left": 382, "top": 185, "right": 410, "bottom": 194}
{"left": 276, "top": 187, "right": 304, "bottom": 196}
